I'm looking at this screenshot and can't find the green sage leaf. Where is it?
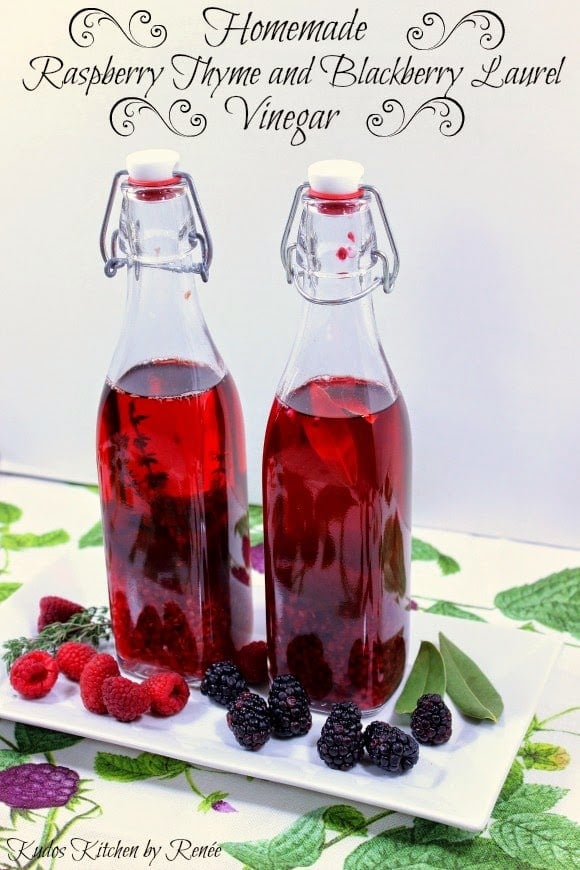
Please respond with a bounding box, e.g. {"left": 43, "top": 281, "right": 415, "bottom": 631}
{"left": 519, "top": 742, "right": 571, "bottom": 771}
{"left": 495, "top": 568, "right": 580, "bottom": 639}
{"left": 14, "top": 723, "right": 84, "bottom": 754}
{"left": 439, "top": 632, "right": 504, "bottom": 722}
{"left": 94, "top": 751, "right": 189, "bottom": 782}
{"left": 78, "top": 521, "right": 103, "bottom": 549}
{"left": 395, "top": 641, "right": 446, "bottom": 714}
{"left": 490, "top": 813, "right": 580, "bottom": 869}
{"left": 0, "top": 502, "right": 22, "bottom": 525}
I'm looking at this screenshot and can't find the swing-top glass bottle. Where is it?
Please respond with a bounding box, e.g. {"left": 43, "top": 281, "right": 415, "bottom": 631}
{"left": 263, "top": 160, "right": 412, "bottom": 714}
{"left": 97, "top": 149, "right": 252, "bottom": 684}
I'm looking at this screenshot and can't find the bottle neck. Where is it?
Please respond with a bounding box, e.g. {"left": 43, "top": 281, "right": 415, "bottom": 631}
{"left": 278, "top": 291, "right": 397, "bottom": 401}
{"left": 106, "top": 183, "right": 224, "bottom": 389}
{"left": 293, "top": 192, "right": 380, "bottom": 303}
{"left": 277, "top": 193, "right": 399, "bottom": 405}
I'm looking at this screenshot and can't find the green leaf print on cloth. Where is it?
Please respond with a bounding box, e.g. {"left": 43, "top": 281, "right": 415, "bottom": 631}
{"left": 489, "top": 814, "right": 580, "bottom": 869}
{"left": 94, "top": 751, "right": 190, "bottom": 782}
{"left": 14, "top": 723, "right": 84, "bottom": 755}
{"left": 0, "top": 500, "right": 69, "bottom": 579}
{"left": 424, "top": 600, "right": 486, "bottom": 622}
{"left": 94, "top": 750, "right": 238, "bottom": 814}
{"left": 495, "top": 568, "right": 580, "bottom": 638}
{"left": 411, "top": 538, "right": 460, "bottom": 575}
{"left": 222, "top": 807, "right": 327, "bottom": 870}
{"left": 78, "top": 520, "right": 104, "bottom": 549}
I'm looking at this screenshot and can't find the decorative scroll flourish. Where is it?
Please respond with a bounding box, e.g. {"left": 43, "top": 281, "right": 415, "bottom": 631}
{"left": 69, "top": 8, "right": 167, "bottom": 48}
{"left": 366, "top": 98, "right": 465, "bottom": 138}
{"left": 407, "top": 10, "right": 505, "bottom": 51}
{"left": 110, "top": 98, "right": 207, "bottom": 137}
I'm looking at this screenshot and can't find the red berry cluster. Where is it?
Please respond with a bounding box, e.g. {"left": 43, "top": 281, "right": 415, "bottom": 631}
{"left": 8, "top": 598, "right": 190, "bottom": 723}
{"left": 110, "top": 589, "right": 238, "bottom": 681}
{"left": 279, "top": 623, "right": 406, "bottom": 710}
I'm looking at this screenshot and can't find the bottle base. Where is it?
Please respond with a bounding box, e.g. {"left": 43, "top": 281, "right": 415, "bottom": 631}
{"left": 116, "top": 656, "right": 202, "bottom": 687}
{"left": 310, "top": 699, "right": 389, "bottom": 718}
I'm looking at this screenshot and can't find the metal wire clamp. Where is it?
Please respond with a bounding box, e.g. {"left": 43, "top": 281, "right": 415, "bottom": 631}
{"left": 99, "top": 170, "right": 213, "bottom": 282}
{"left": 280, "top": 182, "right": 400, "bottom": 295}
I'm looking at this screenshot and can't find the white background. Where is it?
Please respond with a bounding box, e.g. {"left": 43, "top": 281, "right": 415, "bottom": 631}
{"left": 1, "top": 1, "right": 578, "bottom": 548}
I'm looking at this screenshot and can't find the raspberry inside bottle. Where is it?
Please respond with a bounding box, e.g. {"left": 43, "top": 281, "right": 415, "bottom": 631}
{"left": 263, "top": 160, "right": 411, "bottom": 714}
{"left": 97, "top": 149, "right": 252, "bottom": 683}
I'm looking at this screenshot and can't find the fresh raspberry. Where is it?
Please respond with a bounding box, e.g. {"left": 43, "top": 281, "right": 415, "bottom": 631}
{"left": 55, "top": 642, "right": 97, "bottom": 682}
{"left": 9, "top": 651, "right": 59, "bottom": 699}
{"left": 37, "top": 596, "right": 84, "bottom": 632}
{"left": 101, "top": 676, "right": 150, "bottom": 722}
{"left": 143, "top": 672, "right": 190, "bottom": 716}
{"left": 235, "top": 641, "right": 268, "bottom": 685}
{"left": 80, "top": 653, "right": 119, "bottom": 714}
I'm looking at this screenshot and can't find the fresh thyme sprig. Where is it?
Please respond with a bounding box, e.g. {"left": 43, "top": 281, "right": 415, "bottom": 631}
{"left": 2, "top": 607, "right": 112, "bottom": 669}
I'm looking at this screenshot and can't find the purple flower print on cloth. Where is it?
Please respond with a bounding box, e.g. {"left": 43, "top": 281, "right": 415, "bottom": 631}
{"left": 250, "top": 543, "right": 265, "bottom": 574}
{"left": 0, "top": 763, "right": 79, "bottom": 809}
{"left": 212, "top": 799, "right": 237, "bottom": 813}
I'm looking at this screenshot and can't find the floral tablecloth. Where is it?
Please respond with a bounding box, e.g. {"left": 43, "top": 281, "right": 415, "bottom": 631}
{"left": 0, "top": 473, "right": 578, "bottom": 869}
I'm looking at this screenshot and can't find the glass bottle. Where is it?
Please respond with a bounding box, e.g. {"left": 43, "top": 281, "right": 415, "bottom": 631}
{"left": 263, "top": 160, "right": 411, "bottom": 714}
{"left": 97, "top": 149, "right": 252, "bottom": 683}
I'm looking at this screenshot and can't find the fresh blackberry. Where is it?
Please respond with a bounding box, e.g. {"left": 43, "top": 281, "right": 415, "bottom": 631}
{"left": 200, "top": 661, "right": 248, "bottom": 707}
{"left": 227, "top": 692, "right": 272, "bottom": 750}
{"left": 410, "top": 693, "right": 452, "bottom": 745}
{"left": 317, "top": 701, "right": 364, "bottom": 771}
{"left": 268, "top": 674, "right": 312, "bottom": 738}
{"left": 363, "top": 721, "right": 419, "bottom": 773}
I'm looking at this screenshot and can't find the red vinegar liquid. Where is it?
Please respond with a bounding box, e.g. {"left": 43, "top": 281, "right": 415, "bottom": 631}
{"left": 263, "top": 375, "right": 411, "bottom": 713}
{"left": 97, "top": 359, "right": 252, "bottom": 682}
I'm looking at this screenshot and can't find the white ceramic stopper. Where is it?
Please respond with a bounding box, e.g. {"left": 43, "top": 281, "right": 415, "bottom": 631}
{"left": 126, "top": 148, "right": 180, "bottom": 181}
{"left": 308, "top": 159, "right": 364, "bottom": 195}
